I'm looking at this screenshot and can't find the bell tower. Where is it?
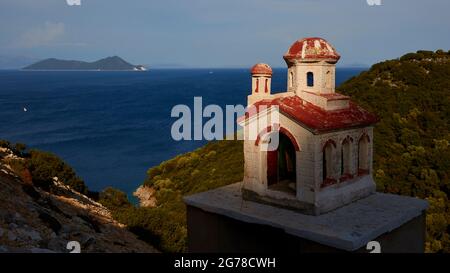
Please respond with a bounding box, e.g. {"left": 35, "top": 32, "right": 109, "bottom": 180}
{"left": 248, "top": 63, "right": 272, "bottom": 105}
{"left": 284, "top": 37, "right": 340, "bottom": 96}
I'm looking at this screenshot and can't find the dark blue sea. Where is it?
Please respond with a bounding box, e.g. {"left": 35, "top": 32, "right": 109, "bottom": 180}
{"left": 0, "top": 68, "right": 365, "bottom": 197}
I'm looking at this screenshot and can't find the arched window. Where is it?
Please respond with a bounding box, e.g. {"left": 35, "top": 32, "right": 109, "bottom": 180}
{"left": 325, "top": 70, "right": 332, "bottom": 89}
{"left": 358, "top": 135, "right": 370, "bottom": 175}
{"left": 255, "top": 78, "right": 259, "bottom": 93}
{"left": 265, "top": 78, "right": 268, "bottom": 93}
{"left": 289, "top": 71, "right": 294, "bottom": 88}
{"left": 307, "top": 72, "right": 314, "bottom": 87}
{"left": 341, "top": 138, "right": 351, "bottom": 176}
{"left": 322, "top": 141, "right": 335, "bottom": 181}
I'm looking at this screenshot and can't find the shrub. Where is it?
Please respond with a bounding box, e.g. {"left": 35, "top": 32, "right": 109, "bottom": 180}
{"left": 26, "top": 150, "right": 87, "bottom": 194}
{"left": 99, "top": 187, "right": 132, "bottom": 210}
{"left": 338, "top": 50, "right": 450, "bottom": 252}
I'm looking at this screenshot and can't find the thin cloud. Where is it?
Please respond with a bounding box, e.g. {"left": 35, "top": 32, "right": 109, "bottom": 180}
{"left": 14, "top": 22, "right": 65, "bottom": 48}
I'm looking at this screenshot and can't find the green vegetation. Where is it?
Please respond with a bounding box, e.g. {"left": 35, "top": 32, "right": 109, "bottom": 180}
{"left": 100, "top": 195, "right": 188, "bottom": 253}
{"left": 99, "top": 140, "right": 243, "bottom": 252}
{"left": 99, "top": 187, "right": 133, "bottom": 210}
{"left": 337, "top": 50, "right": 450, "bottom": 252}
{"left": 26, "top": 150, "right": 88, "bottom": 194}
{"left": 0, "top": 140, "right": 88, "bottom": 194}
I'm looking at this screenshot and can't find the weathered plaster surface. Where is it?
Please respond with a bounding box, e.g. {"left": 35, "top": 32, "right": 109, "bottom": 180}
{"left": 184, "top": 183, "right": 428, "bottom": 251}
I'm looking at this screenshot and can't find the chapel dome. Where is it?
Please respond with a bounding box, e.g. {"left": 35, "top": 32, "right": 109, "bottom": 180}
{"left": 250, "top": 63, "right": 273, "bottom": 76}
{"left": 283, "top": 37, "right": 340, "bottom": 64}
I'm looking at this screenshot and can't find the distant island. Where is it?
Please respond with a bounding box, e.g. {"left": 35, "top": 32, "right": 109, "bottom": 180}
{"left": 23, "top": 56, "right": 147, "bottom": 71}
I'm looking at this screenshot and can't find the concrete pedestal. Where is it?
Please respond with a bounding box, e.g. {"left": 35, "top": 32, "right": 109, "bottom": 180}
{"left": 184, "top": 183, "right": 428, "bottom": 253}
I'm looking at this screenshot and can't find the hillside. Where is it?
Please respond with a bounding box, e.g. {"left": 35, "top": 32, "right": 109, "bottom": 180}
{"left": 117, "top": 49, "right": 450, "bottom": 253}
{"left": 0, "top": 141, "right": 157, "bottom": 253}
{"left": 23, "top": 56, "right": 143, "bottom": 71}
{"left": 99, "top": 140, "right": 243, "bottom": 252}
{"left": 337, "top": 50, "right": 450, "bottom": 252}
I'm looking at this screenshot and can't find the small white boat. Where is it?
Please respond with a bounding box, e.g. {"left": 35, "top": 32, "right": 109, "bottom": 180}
{"left": 134, "top": 65, "right": 147, "bottom": 71}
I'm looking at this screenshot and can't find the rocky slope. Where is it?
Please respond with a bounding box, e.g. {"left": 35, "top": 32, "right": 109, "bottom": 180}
{"left": 0, "top": 147, "right": 157, "bottom": 253}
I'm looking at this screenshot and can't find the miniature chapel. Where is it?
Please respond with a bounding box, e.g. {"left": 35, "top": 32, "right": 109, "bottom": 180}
{"left": 239, "top": 37, "right": 379, "bottom": 215}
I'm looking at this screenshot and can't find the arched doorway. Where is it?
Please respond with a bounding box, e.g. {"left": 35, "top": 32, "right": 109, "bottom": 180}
{"left": 267, "top": 132, "right": 297, "bottom": 194}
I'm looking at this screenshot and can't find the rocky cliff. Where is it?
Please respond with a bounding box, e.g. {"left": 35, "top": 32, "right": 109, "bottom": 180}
{"left": 133, "top": 185, "right": 157, "bottom": 208}
{"left": 0, "top": 147, "right": 157, "bottom": 253}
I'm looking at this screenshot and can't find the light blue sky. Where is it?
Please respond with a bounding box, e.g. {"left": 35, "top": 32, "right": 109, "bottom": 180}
{"left": 0, "top": 0, "right": 449, "bottom": 68}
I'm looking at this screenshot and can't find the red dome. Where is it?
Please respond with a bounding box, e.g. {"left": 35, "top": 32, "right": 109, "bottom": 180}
{"left": 250, "top": 63, "right": 273, "bottom": 75}
{"left": 283, "top": 37, "right": 340, "bottom": 64}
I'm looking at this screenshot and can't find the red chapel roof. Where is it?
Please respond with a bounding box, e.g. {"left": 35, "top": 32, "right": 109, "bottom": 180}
{"left": 240, "top": 96, "right": 379, "bottom": 134}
